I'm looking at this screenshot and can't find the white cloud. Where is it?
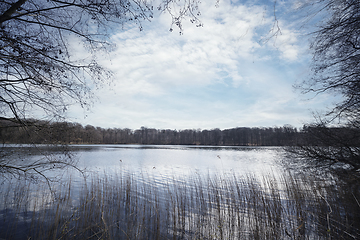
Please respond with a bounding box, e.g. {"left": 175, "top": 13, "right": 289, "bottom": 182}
{"left": 274, "top": 28, "right": 300, "bottom": 61}
{"left": 65, "top": 1, "right": 324, "bottom": 130}
{"left": 104, "top": 1, "right": 274, "bottom": 93}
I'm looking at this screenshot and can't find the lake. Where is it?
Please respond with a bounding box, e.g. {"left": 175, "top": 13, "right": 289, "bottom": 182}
{"left": 71, "top": 144, "right": 287, "bottom": 177}
{"left": 1, "top": 144, "right": 359, "bottom": 239}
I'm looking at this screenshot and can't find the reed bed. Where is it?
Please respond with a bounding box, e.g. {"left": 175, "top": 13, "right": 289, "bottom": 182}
{"left": 0, "top": 171, "right": 359, "bottom": 239}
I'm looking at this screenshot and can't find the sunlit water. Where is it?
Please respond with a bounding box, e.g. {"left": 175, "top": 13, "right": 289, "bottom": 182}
{"left": 74, "top": 145, "right": 284, "bottom": 171}
{"left": 1, "top": 144, "right": 290, "bottom": 193}
{"left": 2, "top": 145, "right": 359, "bottom": 239}
{"left": 1, "top": 145, "right": 290, "bottom": 209}
{"left": 69, "top": 145, "right": 287, "bottom": 184}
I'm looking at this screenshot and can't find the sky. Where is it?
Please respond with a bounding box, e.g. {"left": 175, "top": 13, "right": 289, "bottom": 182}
{"left": 66, "top": 0, "right": 336, "bottom": 130}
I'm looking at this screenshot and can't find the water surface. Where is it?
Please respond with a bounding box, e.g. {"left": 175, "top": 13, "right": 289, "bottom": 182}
{"left": 70, "top": 145, "right": 287, "bottom": 180}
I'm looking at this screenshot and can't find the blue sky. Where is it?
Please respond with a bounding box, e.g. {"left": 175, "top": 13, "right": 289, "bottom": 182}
{"left": 66, "top": 0, "right": 336, "bottom": 130}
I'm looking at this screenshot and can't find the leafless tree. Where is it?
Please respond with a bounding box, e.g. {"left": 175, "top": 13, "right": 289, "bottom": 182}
{"left": 0, "top": 0, "right": 204, "bottom": 122}
{"left": 297, "top": 0, "right": 360, "bottom": 121}
{"left": 0, "top": 0, "right": 205, "bottom": 180}
{"left": 292, "top": 0, "right": 360, "bottom": 180}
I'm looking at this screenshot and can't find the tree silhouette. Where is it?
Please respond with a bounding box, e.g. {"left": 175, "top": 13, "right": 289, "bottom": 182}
{"left": 0, "top": 0, "right": 204, "bottom": 180}
{"left": 293, "top": 0, "right": 360, "bottom": 179}
{"left": 300, "top": 0, "right": 360, "bottom": 121}
{"left": 0, "top": 0, "right": 204, "bottom": 122}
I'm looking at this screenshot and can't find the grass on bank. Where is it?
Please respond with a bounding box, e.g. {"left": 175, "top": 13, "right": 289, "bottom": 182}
{"left": 0, "top": 171, "right": 359, "bottom": 240}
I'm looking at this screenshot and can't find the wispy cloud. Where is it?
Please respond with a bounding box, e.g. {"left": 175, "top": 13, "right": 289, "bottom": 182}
{"left": 66, "top": 1, "right": 329, "bottom": 129}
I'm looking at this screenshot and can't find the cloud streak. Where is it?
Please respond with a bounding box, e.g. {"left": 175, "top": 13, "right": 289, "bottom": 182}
{"left": 66, "top": 1, "right": 331, "bottom": 130}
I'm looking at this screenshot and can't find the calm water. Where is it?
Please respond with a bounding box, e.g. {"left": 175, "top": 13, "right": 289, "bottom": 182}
{"left": 2, "top": 145, "right": 360, "bottom": 239}
{"left": 70, "top": 145, "right": 287, "bottom": 179}
{"left": 1, "top": 144, "right": 290, "bottom": 185}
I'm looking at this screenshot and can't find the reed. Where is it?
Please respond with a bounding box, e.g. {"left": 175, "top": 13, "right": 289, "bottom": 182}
{"left": 0, "top": 171, "right": 359, "bottom": 239}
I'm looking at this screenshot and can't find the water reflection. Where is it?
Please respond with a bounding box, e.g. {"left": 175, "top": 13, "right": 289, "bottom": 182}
{"left": 70, "top": 145, "right": 285, "bottom": 178}
{"left": 1, "top": 145, "right": 360, "bottom": 239}
{"left": 0, "top": 145, "right": 287, "bottom": 193}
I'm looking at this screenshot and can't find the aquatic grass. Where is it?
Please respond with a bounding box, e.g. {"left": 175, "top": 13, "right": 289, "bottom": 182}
{"left": 0, "top": 170, "right": 359, "bottom": 239}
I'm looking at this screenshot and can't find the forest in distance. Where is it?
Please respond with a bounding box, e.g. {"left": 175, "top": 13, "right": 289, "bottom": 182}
{"left": 1, "top": 119, "right": 359, "bottom": 146}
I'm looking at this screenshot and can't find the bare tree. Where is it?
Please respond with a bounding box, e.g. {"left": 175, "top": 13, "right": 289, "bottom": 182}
{"left": 0, "top": 0, "right": 205, "bottom": 180}
{"left": 0, "top": 0, "right": 204, "bottom": 122}
{"left": 292, "top": 0, "right": 360, "bottom": 179}
{"left": 298, "top": 0, "right": 360, "bottom": 121}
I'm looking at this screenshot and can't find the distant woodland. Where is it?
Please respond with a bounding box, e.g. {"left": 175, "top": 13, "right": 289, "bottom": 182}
{"left": 1, "top": 119, "right": 360, "bottom": 147}
{"left": 0, "top": 119, "right": 302, "bottom": 146}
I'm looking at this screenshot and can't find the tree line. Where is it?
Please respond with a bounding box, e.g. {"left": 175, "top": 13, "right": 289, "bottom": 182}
{"left": 3, "top": 119, "right": 360, "bottom": 147}
{"left": 1, "top": 0, "right": 359, "bottom": 179}
{"left": 0, "top": 119, "right": 303, "bottom": 146}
